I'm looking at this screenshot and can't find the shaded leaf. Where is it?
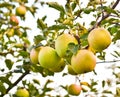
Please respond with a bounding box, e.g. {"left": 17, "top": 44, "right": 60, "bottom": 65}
{"left": 48, "top": 25, "right": 68, "bottom": 30}
{"left": 5, "top": 59, "right": 14, "bottom": 70}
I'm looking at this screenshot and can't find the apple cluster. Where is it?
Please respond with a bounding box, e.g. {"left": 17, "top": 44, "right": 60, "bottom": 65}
{"left": 30, "top": 28, "right": 111, "bottom": 96}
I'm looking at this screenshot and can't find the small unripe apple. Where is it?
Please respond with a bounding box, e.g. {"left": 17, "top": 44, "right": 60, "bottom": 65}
{"left": 67, "top": 84, "right": 82, "bottom": 96}
{"left": 71, "top": 49, "right": 96, "bottom": 74}
{"left": 6, "top": 28, "right": 14, "bottom": 37}
{"left": 49, "top": 58, "right": 65, "bottom": 72}
{"left": 10, "top": 15, "right": 19, "bottom": 26}
{"left": 16, "top": 5, "right": 26, "bottom": 16}
{"left": 15, "top": 88, "right": 29, "bottom": 97}
{"left": 55, "top": 34, "right": 78, "bottom": 58}
{"left": 67, "top": 65, "right": 77, "bottom": 75}
{"left": 88, "top": 28, "right": 111, "bottom": 51}
{"left": 38, "top": 46, "right": 61, "bottom": 69}
{"left": 30, "top": 47, "right": 41, "bottom": 64}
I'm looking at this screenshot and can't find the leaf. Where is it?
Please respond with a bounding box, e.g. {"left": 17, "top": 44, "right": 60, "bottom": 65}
{"left": 0, "top": 81, "right": 6, "bottom": 94}
{"left": 0, "top": 76, "right": 12, "bottom": 86}
{"left": 102, "top": 80, "right": 106, "bottom": 88}
{"left": 47, "top": 2, "right": 65, "bottom": 13}
{"left": 48, "top": 25, "right": 68, "bottom": 30}
{"left": 37, "top": 18, "right": 47, "bottom": 30}
{"left": 5, "top": 59, "right": 14, "bottom": 70}
{"left": 34, "top": 35, "right": 45, "bottom": 45}
{"left": 102, "top": 90, "right": 113, "bottom": 94}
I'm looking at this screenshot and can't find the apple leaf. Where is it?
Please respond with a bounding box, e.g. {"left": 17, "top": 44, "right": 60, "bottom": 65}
{"left": 37, "top": 18, "right": 47, "bottom": 30}
{"left": 47, "top": 2, "right": 65, "bottom": 13}
{"left": 5, "top": 59, "right": 14, "bottom": 70}
{"left": 0, "top": 81, "right": 6, "bottom": 94}
{"left": 48, "top": 25, "right": 68, "bottom": 30}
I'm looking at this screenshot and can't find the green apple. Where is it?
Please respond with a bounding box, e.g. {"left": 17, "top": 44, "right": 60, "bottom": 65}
{"left": 67, "top": 84, "right": 82, "bottom": 96}
{"left": 49, "top": 58, "right": 65, "bottom": 72}
{"left": 55, "top": 33, "right": 78, "bottom": 58}
{"left": 38, "top": 46, "right": 61, "bottom": 69}
{"left": 16, "top": 5, "right": 26, "bottom": 16}
{"left": 67, "top": 65, "right": 77, "bottom": 75}
{"left": 30, "top": 47, "right": 41, "bottom": 64}
{"left": 71, "top": 49, "right": 96, "bottom": 74}
{"left": 88, "top": 28, "right": 111, "bottom": 51}
{"left": 6, "top": 28, "right": 14, "bottom": 37}
{"left": 15, "top": 88, "right": 29, "bottom": 97}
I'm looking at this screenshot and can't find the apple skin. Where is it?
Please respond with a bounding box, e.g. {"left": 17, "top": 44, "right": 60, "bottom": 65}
{"left": 67, "top": 84, "right": 82, "bottom": 96}
{"left": 88, "top": 28, "right": 111, "bottom": 51}
{"left": 49, "top": 58, "right": 65, "bottom": 72}
{"left": 38, "top": 46, "right": 61, "bottom": 69}
{"left": 71, "top": 49, "right": 96, "bottom": 74}
{"left": 16, "top": 6, "right": 26, "bottom": 16}
{"left": 30, "top": 47, "right": 41, "bottom": 64}
{"left": 15, "top": 88, "right": 29, "bottom": 97}
{"left": 55, "top": 34, "right": 78, "bottom": 58}
{"left": 67, "top": 65, "right": 77, "bottom": 75}
{"left": 10, "top": 15, "right": 19, "bottom": 26}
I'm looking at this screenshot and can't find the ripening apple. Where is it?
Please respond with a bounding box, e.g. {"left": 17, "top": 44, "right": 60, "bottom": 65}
{"left": 15, "top": 88, "right": 29, "bottom": 97}
{"left": 88, "top": 28, "right": 111, "bottom": 51}
{"left": 49, "top": 58, "right": 65, "bottom": 72}
{"left": 67, "top": 84, "right": 82, "bottom": 96}
{"left": 16, "top": 5, "right": 26, "bottom": 16}
{"left": 55, "top": 33, "right": 78, "bottom": 58}
{"left": 71, "top": 49, "right": 96, "bottom": 74}
{"left": 10, "top": 15, "right": 19, "bottom": 26}
{"left": 38, "top": 46, "right": 61, "bottom": 69}
{"left": 67, "top": 65, "right": 77, "bottom": 75}
{"left": 30, "top": 47, "right": 41, "bottom": 64}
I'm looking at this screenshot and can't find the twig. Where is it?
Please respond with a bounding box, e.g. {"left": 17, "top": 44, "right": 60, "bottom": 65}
{"left": 1, "top": 71, "right": 29, "bottom": 96}
{"left": 97, "top": 59, "right": 120, "bottom": 64}
{"left": 89, "top": 0, "right": 120, "bottom": 32}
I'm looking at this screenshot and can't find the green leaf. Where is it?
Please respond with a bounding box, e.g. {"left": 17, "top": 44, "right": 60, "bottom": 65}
{"left": 5, "top": 59, "right": 14, "bottom": 70}
{"left": 47, "top": 2, "right": 65, "bottom": 13}
{"left": 37, "top": 18, "right": 47, "bottom": 30}
{"left": 102, "top": 80, "right": 106, "bottom": 88}
{"left": 0, "top": 81, "right": 6, "bottom": 94}
{"left": 102, "top": 90, "right": 113, "bottom": 94}
{"left": 48, "top": 25, "right": 68, "bottom": 30}
{"left": 34, "top": 35, "right": 45, "bottom": 45}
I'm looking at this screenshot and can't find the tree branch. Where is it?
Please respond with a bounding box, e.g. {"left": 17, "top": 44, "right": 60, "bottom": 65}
{"left": 89, "top": 0, "right": 120, "bottom": 32}
{"left": 97, "top": 59, "right": 120, "bottom": 64}
{"left": 1, "top": 71, "right": 29, "bottom": 96}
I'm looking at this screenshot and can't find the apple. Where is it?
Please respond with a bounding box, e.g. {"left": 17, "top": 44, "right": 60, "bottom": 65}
{"left": 67, "top": 84, "right": 82, "bottom": 96}
{"left": 30, "top": 47, "right": 41, "bottom": 64}
{"left": 15, "top": 88, "right": 29, "bottom": 97}
{"left": 38, "top": 46, "right": 61, "bottom": 69}
{"left": 49, "top": 58, "right": 65, "bottom": 72}
{"left": 10, "top": 15, "right": 19, "bottom": 26}
{"left": 88, "top": 28, "right": 111, "bottom": 51}
{"left": 16, "top": 5, "right": 26, "bottom": 16}
{"left": 55, "top": 33, "right": 78, "bottom": 58}
{"left": 6, "top": 28, "right": 14, "bottom": 37}
{"left": 71, "top": 49, "right": 96, "bottom": 74}
{"left": 67, "top": 65, "right": 77, "bottom": 75}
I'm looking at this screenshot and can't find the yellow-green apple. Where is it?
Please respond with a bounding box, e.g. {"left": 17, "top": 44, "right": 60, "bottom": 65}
{"left": 6, "top": 28, "right": 14, "bottom": 37}
{"left": 10, "top": 15, "right": 19, "bottom": 26}
{"left": 67, "top": 84, "right": 82, "bottom": 96}
{"left": 15, "top": 88, "right": 29, "bottom": 97}
{"left": 55, "top": 33, "right": 78, "bottom": 58}
{"left": 30, "top": 47, "right": 41, "bottom": 64}
{"left": 88, "top": 28, "right": 111, "bottom": 51}
{"left": 38, "top": 46, "right": 61, "bottom": 69}
{"left": 49, "top": 58, "right": 65, "bottom": 72}
{"left": 67, "top": 65, "right": 77, "bottom": 75}
{"left": 71, "top": 49, "right": 96, "bottom": 74}
{"left": 16, "top": 5, "right": 26, "bottom": 16}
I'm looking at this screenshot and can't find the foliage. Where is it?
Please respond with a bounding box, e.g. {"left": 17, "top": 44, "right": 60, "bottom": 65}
{"left": 0, "top": 0, "right": 120, "bottom": 96}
